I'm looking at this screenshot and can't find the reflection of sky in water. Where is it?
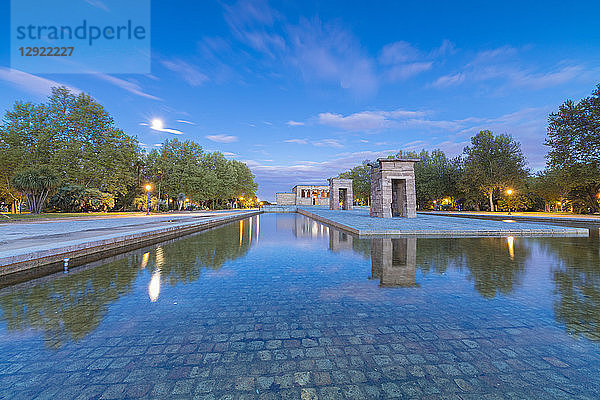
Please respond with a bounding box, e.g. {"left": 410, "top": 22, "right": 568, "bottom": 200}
{"left": 0, "top": 214, "right": 599, "bottom": 398}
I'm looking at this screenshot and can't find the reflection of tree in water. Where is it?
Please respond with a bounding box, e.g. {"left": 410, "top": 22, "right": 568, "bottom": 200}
{"left": 541, "top": 228, "right": 600, "bottom": 339}
{"left": 156, "top": 218, "right": 254, "bottom": 285}
{"left": 0, "top": 217, "right": 255, "bottom": 348}
{"left": 415, "top": 237, "right": 529, "bottom": 298}
{"left": 351, "top": 235, "right": 527, "bottom": 298}
{"left": 0, "top": 256, "right": 139, "bottom": 349}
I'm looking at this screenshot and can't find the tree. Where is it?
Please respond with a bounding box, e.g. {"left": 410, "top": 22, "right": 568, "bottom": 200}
{"left": 462, "top": 130, "right": 528, "bottom": 212}
{"left": 11, "top": 166, "right": 59, "bottom": 214}
{"left": 412, "top": 150, "right": 463, "bottom": 209}
{"left": 339, "top": 162, "right": 371, "bottom": 205}
{"left": 545, "top": 84, "right": 600, "bottom": 213}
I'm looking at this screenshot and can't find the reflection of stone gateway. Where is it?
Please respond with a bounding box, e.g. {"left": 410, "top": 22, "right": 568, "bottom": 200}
{"left": 370, "top": 238, "right": 417, "bottom": 287}
{"left": 369, "top": 158, "right": 419, "bottom": 218}
{"left": 328, "top": 178, "right": 353, "bottom": 210}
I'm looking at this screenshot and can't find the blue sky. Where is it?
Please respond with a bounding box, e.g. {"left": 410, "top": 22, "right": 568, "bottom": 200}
{"left": 1, "top": 0, "right": 599, "bottom": 201}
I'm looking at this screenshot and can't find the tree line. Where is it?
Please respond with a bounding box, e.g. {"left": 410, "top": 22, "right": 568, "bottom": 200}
{"left": 340, "top": 83, "right": 600, "bottom": 214}
{"left": 0, "top": 86, "right": 257, "bottom": 214}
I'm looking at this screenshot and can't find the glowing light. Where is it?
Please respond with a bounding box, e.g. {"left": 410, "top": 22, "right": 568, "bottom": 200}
{"left": 155, "top": 247, "right": 164, "bottom": 267}
{"left": 145, "top": 184, "right": 152, "bottom": 191}
{"left": 140, "top": 252, "right": 149, "bottom": 269}
{"left": 240, "top": 196, "right": 244, "bottom": 201}
{"left": 502, "top": 219, "right": 516, "bottom": 223}
{"left": 506, "top": 189, "right": 513, "bottom": 195}
{"left": 151, "top": 118, "right": 164, "bottom": 130}
{"left": 507, "top": 236, "right": 514, "bottom": 260}
{"left": 148, "top": 270, "right": 161, "bottom": 302}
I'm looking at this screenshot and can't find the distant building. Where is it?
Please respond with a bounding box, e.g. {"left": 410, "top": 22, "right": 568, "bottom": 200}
{"left": 276, "top": 185, "right": 330, "bottom": 206}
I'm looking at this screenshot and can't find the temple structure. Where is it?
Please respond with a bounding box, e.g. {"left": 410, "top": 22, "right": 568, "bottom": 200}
{"left": 328, "top": 178, "right": 353, "bottom": 210}
{"left": 369, "top": 158, "right": 419, "bottom": 218}
{"left": 276, "top": 185, "right": 330, "bottom": 206}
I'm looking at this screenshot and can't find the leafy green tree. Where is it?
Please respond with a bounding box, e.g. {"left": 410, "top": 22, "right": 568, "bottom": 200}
{"left": 11, "top": 166, "right": 59, "bottom": 214}
{"left": 546, "top": 84, "right": 600, "bottom": 213}
{"left": 412, "top": 150, "right": 463, "bottom": 209}
{"left": 462, "top": 130, "right": 528, "bottom": 211}
{"left": 49, "top": 184, "right": 114, "bottom": 212}
{"left": 339, "top": 162, "right": 371, "bottom": 205}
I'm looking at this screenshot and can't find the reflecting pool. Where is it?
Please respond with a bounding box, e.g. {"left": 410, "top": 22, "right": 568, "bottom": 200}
{"left": 1, "top": 214, "right": 599, "bottom": 399}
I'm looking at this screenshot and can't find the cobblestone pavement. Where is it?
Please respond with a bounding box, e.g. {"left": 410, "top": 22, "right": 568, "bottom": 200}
{"left": 0, "top": 214, "right": 599, "bottom": 399}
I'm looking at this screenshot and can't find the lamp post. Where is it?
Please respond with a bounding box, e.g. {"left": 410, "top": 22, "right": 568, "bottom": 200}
{"left": 145, "top": 184, "right": 152, "bottom": 215}
{"left": 239, "top": 196, "right": 244, "bottom": 209}
{"left": 506, "top": 189, "right": 513, "bottom": 215}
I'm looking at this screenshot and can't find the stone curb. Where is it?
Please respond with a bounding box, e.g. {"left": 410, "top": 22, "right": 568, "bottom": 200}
{"left": 298, "top": 208, "right": 588, "bottom": 238}
{"left": 0, "top": 211, "right": 262, "bottom": 276}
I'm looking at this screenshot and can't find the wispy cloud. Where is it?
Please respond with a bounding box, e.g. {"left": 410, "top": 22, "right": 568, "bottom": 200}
{"left": 284, "top": 138, "right": 309, "bottom": 144}
{"left": 286, "top": 120, "right": 305, "bottom": 126}
{"left": 317, "top": 109, "right": 427, "bottom": 131}
{"left": 206, "top": 134, "right": 238, "bottom": 143}
{"left": 161, "top": 59, "right": 209, "bottom": 86}
{"left": 95, "top": 74, "right": 161, "bottom": 100}
{"left": 432, "top": 46, "right": 585, "bottom": 90}
{"left": 177, "top": 119, "right": 196, "bottom": 125}
{"left": 84, "top": 0, "right": 109, "bottom": 11}
{"left": 313, "top": 139, "right": 344, "bottom": 148}
{"left": 378, "top": 40, "right": 452, "bottom": 82}
{"left": 0, "top": 68, "right": 80, "bottom": 97}
{"left": 150, "top": 126, "right": 183, "bottom": 135}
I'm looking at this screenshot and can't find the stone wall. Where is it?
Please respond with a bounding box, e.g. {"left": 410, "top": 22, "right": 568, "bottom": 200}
{"left": 293, "top": 185, "right": 330, "bottom": 206}
{"left": 276, "top": 192, "right": 296, "bottom": 205}
{"left": 328, "top": 178, "right": 353, "bottom": 210}
{"left": 369, "top": 159, "right": 418, "bottom": 218}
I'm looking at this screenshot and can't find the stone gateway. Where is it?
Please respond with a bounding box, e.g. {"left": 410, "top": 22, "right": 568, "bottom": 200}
{"left": 328, "top": 178, "right": 353, "bottom": 210}
{"left": 369, "top": 158, "right": 419, "bottom": 218}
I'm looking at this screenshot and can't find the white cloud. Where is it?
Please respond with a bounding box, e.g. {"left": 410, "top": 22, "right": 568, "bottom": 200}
{"left": 0, "top": 68, "right": 80, "bottom": 97}
{"left": 386, "top": 62, "right": 433, "bottom": 81}
{"left": 286, "top": 120, "right": 305, "bottom": 126}
{"left": 284, "top": 138, "right": 309, "bottom": 144}
{"left": 95, "top": 74, "right": 161, "bottom": 100}
{"left": 206, "top": 134, "right": 238, "bottom": 143}
{"left": 287, "top": 18, "right": 378, "bottom": 96}
{"left": 177, "top": 119, "right": 196, "bottom": 125}
{"left": 318, "top": 109, "right": 427, "bottom": 131}
{"left": 222, "top": 152, "right": 237, "bottom": 156}
{"left": 150, "top": 126, "right": 183, "bottom": 135}
{"left": 432, "top": 46, "right": 584, "bottom": 90}
{"left": 313, "top": 139, "right": 343, "bottom": 148}
{"left": 379, "top": 41, "right": 421, "bottom": 64}
{"left": 432, "top": 72, "right": 466, "bottom": 88}
{"left": 161, "top": 59, "right": 209, "bottom": 86}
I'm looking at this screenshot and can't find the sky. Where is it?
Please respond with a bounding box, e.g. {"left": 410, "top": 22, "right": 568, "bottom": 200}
{"left": 1, "top": 0, "right": 599, "bottom": 201}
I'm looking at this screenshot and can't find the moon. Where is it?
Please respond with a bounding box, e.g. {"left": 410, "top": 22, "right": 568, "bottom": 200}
{"left": 151, "top": 118, "right": 164, "bottom": 130}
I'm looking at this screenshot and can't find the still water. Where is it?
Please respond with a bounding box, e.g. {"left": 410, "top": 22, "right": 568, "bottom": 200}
{"left": 0, "top": 213, "right": 599, "bottom": 399}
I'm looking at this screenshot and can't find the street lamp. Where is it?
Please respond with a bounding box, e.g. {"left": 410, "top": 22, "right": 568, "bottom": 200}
{"left": 506, "top": 189, "right": 513, "bottom": 215}
{"left": 145, "top": 184, "right": 152, "bottom": 215}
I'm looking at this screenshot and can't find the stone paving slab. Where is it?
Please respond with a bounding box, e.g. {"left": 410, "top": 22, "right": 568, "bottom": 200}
{"left": 423, "top": 211, "right": 600, "bottom": 224}
{"left": 0, "top": 211, "right": 261, "bottom": 274}
{"left": 299, "top": 207, "right": 588, "bottom": 237}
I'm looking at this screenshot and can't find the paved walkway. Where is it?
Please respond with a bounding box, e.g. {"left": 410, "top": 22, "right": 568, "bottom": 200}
{"left": 0, "top": 211, "right": 259, "bottom": 272}
{"left": 422, "top": 211, "right": 600, "bottom": 223}
{"left": 299, "top": 207, "right": 588, "bottom": 237}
